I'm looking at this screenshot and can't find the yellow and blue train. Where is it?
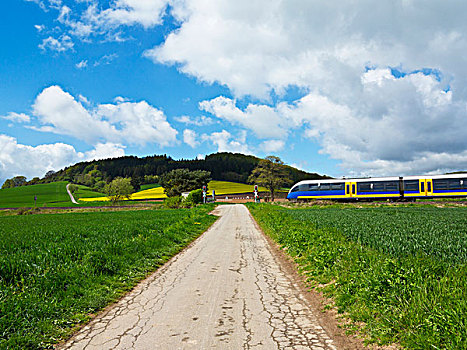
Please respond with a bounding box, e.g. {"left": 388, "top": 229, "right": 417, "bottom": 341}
{"left": 287, "top": 174, "right": 467, "bottom": 201}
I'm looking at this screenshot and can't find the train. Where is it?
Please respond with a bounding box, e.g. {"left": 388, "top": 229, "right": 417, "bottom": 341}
{"left": 287, "top": 174, "right": 467, "bottom": 201}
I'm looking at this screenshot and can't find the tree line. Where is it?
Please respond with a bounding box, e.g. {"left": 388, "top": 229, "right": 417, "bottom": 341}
{"left": 1, "top": 152, "right": 327, "bottom": 191}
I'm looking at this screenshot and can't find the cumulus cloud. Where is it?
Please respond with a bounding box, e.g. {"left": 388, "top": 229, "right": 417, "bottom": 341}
{"left": 31, "top": 85, "right": 178, "bottom": 147}
{"left": 39, "top": 35, "right": 74, "bottom": 52}
{"left": 199, "top": 96, "right": 287, "bottom": 139}
{"left": 0, "top": 134, "right": 124, "bottom": 184}
{"left": 183, "top": 129, "right": 199, "bottom": 148}
{"left": 2, "top": 112, "right": 31, "bottom": 123}
{"left": 147, "top": 0, "right": 467, "bottom": 175}
{"left": 260, "top": 140, "right": 285, "bottom": 153}
{"left": 174, "top": 115, "right": 215, "bottom": 126}
{"left": 29, "top": 0, "right": 170, "bottom": 43}
{"left": 76, "top": 60, "right": 88, "bottom": 69}
{"left": 200, "top": 71, "right": 467, "bottom": 176}
{"left": 202, "top": 130, "right": 250, "bottom": 154}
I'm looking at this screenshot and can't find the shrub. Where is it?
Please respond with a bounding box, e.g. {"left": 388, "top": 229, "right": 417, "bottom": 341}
{"left": 163, "top": 196, "right": 182, "bottom": 208}
{"left": 186, "top": 189, "right": 203, "bottom": 204}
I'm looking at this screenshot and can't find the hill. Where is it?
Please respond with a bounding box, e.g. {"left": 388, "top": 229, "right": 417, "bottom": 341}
{"left": 37, "top": 152, "right": 327, "bottom": 188}
{"left": 0, "top": 181, "right": 73, "bottom": 208}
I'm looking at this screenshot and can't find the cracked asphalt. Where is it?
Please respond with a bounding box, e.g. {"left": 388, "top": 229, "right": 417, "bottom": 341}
{"left": 60, "top": 204, "right": 337, "bottom": 350}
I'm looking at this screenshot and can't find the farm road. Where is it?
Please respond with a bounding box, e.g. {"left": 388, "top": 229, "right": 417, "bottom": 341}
{"left": 61, "top": 204, "right": 337, "bottom": 350}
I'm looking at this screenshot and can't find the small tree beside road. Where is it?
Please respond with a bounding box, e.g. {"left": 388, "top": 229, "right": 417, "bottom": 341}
{"left": 159, "top": 169, "right": 211, "bottom": 197}
{"left": 104, "top": 177, "right": 134, "bottom": 203}
{"left": 248, "top": 156, "right": 292, "bottom": 201}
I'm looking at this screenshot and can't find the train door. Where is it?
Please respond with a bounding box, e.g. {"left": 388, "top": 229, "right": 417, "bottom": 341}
{"left": 426, "top": 179, "right": 433, "bottom": 197}
{"left": 348, "top": 182, "right": 357, "bottom": 198}
{"left": 345, "top": 182, "right": 351, "bottom": 198}
{"left": 419, "top": 179, "right": 426, "bottom": 197}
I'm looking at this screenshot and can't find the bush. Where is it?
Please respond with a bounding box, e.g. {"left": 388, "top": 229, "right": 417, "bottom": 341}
{"left": 186, "top": 189, "right": 203, "bottom": 204}
{"left": 163, "top": 196, "right": 182, "bottom": 208}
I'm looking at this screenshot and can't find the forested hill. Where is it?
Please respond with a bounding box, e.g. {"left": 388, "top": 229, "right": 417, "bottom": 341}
{"left": 43, "top": 153, "right": 327, "bottom": 186}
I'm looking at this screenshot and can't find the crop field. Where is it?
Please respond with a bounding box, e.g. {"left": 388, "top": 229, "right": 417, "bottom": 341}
{"left": 248, "top": 204, "right": 467, "bottom": 349}
{"left": 0, "top": 206, "right": 217, "bottom": 349}
{"left": 0, "top": 181, "right": 73, "bottom": 208}
{"left": 74, "top": 185, "right": 106, "bottom": 199}
{"left": 207, "top": 181, "right": 267, "bottom": 195}
{"left": 80, "top": 181, "right": 269, "bottom": 202}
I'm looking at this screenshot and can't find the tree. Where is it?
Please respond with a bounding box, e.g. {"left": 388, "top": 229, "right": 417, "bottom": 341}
{"left": 1, "top": 176, "right": 27, "bottom": 189}
{"left": 104, "top": 177, "right": 134, "bottom": 203}
{"left": 159, "top": 169, "right": 211, "bottom": 197}
{"left": 68, "top": 184, "right": 78, "bottom": 194}
{"left": 248, "top": 156, "right": 293, "bottom": 201}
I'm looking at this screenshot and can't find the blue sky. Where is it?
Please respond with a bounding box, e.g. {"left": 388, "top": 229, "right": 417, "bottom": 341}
{"left": 1, "top": 0, "right": 467, "bottom": 184}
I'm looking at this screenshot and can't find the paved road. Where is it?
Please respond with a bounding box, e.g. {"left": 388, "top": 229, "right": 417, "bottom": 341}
{"left": 66, "top": 183, "right": 79, "bottom": 204}
{"left": 61, "top": 204, "right": 337, "bottom": 350}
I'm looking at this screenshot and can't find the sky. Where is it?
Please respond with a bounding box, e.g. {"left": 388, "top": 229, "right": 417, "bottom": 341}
{"left": 1, "top": 0, "right": 467, "bottom": 184}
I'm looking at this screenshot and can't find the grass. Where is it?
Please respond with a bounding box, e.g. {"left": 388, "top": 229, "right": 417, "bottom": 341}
{"left": 248, "top": 204, "right": 467, "bottom": 349}
{"left": 74, "top": 185, "right": 106, "bottom": 199}
{"left": 0, "top": 206, "right": 217, "bottom": 349}
{"left": 139, "top": 184, "right": 161, "bottom": 190}
{"left": 0, "top": 182, "right": 73, "bottom": 208}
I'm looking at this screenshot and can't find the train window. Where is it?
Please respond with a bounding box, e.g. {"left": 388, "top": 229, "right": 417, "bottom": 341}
{"left": 385, "top": 181, "right": 398, "bottom": 191}
{"left": 448, "top": 179, "right": 462, "bottom": 190}
{"left": 331, "top": 183, "right": 344, "bottom": 190}
{"left": 309, "top": 184, "right": 319, "bottom": 191}
{"left": 433, "top": 180, "right": 448, "bottom": 190}
{"left": 291, "top": 186, "right": 300, "bottom": 192}
{"left": 427, "top": 182, "right": 432, "bottom": 192}
{"left": 463, "top": 179, "right": 467, "bottom": 189}
{"left": 404, "top": 180, "right": 419, "bottom": 191}
{"left": 373, "top": 182, "right": 385, "bottom": 191}
{"left": 420, "top": 182, "right": 425, "bottom": 192}
{"left": 358, "top": 183, "right": 371, "bottom": 191}
{"left": 320, "top": 184, "right": 331, "bottom": 190}
{"left": 299, "top": 184, "right": 309, "bottom": 191}
{"left": 352, "top": 184, "right": 356, "bottom": 194}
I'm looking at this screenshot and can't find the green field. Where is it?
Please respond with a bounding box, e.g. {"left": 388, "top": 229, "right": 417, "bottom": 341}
{"left": 139, "top": 184, "right": 161, "bottom": 191}
{"left": 0, "top": 181, "right": 73, "bottom": 208}
{"left": 74, "top": 185, "right": 106, "bottom": 199}
{"left": 0, "top": 207, "right": 217, "bottom": 349}
{"left": 248, "top": 204, "right": 467, "bottom": 349}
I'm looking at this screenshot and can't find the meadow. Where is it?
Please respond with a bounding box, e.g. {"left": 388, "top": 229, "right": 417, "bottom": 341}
{"left": 0, "top": 206, "right": 217, "bottom": 349}
{"left": 0, "top": 181, "right": 73, "bottom": 208}
{"left": 248, "top": 204, "right": 467, "bottom": 349}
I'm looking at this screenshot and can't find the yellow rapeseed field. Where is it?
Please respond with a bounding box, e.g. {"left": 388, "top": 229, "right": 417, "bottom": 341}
{"left": 79, "top": 181, "right": 269, "bottom": 202}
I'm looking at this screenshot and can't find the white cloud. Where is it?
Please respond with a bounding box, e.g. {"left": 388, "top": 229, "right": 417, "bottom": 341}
{"left": 0, "top": 134, "right": 124, "bottom": 184}
{"left": 2, "top": 112, "right": 31, "bottom": 123}
{"left": 34, "top": 24, "right": 45, "bottom": 32}
{"left": 39, "top": 34, "right": 74, "bottom": 52}
{"left": 174, "top": 115, "right": 215, "bottom": 126}
{"left": 76, "top": 60, "right": 88, "bottom": 69}
{"left": 199, "top": 96, "right": 287, "bottom": 139}
{"left": 202, "top": 130, "right": 250, "bottom": 154}
{"left": 31, "top": 85, "right": 178, "bottom": 147}
{"left": 146, "top": 0, "right": 467, "bottom": 175}
{"left": 91, "top": 0, "right": 169, "bottom": 29}
{"left": 93, "top": 53, "right": 118, "bottom": 66}
{"left": 260, "top": 140, "right": 285, "bottom": 153}
{"left": 183, "top": 129, "right": 199, "bottom": 148}
{"left": 200, "top": 71, "right": 467, "bottom": 176}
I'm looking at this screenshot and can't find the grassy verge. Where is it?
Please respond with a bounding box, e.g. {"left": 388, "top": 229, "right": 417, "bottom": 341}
{"left": 247, "top": 204, "right": 467, "bottom": 349}
{"left": 0, "top": 205, "right": 217, "bottom": 349}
